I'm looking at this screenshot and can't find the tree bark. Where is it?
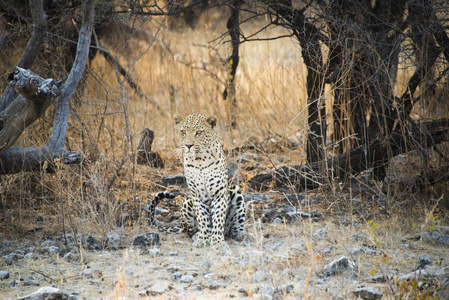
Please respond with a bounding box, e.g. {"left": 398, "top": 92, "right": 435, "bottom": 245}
{"left": 223, "top": 0, "right": 242, "bottom": 128}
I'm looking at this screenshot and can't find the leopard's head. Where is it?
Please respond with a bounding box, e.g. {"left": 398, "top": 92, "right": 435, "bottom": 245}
{"left": 174, "top": 113, "right": 217, "bottom": 154}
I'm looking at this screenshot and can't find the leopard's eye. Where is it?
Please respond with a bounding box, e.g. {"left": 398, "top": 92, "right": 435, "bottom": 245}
{"left": 195, "top": 130, "right": 203, "bottom": 136}
{"left": 180, "top": 129, "right": 186, "bottom": 136}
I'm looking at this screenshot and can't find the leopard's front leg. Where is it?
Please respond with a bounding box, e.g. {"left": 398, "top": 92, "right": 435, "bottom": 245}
{"left": 210, "top": 190, "right": 228, "bottom": 246}
{"left": 192, "top": 199, "right": 211, "bottom": 247}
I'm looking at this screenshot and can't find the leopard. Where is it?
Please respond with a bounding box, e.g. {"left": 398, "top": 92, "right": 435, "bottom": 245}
{"left": 147, "top": 113, "right": 246, "bottom": 247}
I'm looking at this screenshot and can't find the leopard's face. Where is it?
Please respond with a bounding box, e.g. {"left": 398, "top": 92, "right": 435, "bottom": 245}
{"left": 174, "top": 113, "right": 218, "bottom": 154}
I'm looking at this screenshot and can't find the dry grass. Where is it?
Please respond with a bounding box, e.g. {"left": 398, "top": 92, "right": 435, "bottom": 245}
{"left": 1, "top": 9, "right": 448, "bottom": 300}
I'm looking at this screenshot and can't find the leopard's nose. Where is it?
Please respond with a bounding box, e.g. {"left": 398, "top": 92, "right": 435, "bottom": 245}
{"left": 185, "top": 144, "right": 194, "bottom": 150}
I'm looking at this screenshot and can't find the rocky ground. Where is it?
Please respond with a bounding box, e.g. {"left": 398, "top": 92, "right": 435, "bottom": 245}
{"left": 1, "top": 187, "right": 449, "bottom": 299}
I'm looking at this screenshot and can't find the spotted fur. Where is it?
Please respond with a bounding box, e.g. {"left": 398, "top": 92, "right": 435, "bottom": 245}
{"left": 148, "top": 113, "right": 246, "bottom": 247}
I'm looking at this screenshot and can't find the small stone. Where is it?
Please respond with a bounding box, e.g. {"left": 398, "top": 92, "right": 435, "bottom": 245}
{"left": 244, "top": 193, "right": 267, "bottom": 202}
{"left": 63, "top": 251, "right": 78, "bottom": 262}
{"left": 168, "top": 251, "right": 179, "bottom": 256}
{"left": 399, "top": 244, "right": 410, "bottom": 250}
{"left": 162, "top": 174, "right": 186, "bottom": 187}
{"left": 24, "top": 252, "right": 34, "bottom": 260}
{"left": 80, "top": 269, "right": 94, "bottom": 279}
{"left": 200, "top": 261, "right": 211, "bottom": 270}
{"left": 106, "top": 232, "right": 121, "bottom": 250}
{"left": 313, "top": 228, "right": 326, "bottom": 238}
{"left": 147, "top": 248, "right": 160, "bottom": 256}
{"left": 80, "top": 233, "right": 103, "bottom": 250}
{"left": 251, "top": 270, "right": 269, "bottom": 283}
{"left": 272, "top": 218, "right": 283, "bottom": 224}
{"left": 176, "top": 286, "right": 186, "bottom": 295}
{"left": 172, "top": 272, "right": 182, "bottom": 280}
{"left": 150, "top": 282, "right": 169, "bottom": 295}
{"left": 352, "top": 286, "right": 383, "bottom": 300}
{"left": 3, "top": 252, "right": 20, "bottom": 264}
{"left": 361, "top": 246, "right": 377, "bottom": 255}
{"left": 133, "top": 232, "right": 161, "bottom": 248}
{"left": 353, "top": 231, "right": 366, "bottom": 242}
{"left": 47, "top": 246, "right": 60, "bottom": 256}
{"left": 288, "top": 243, "right": 304, "bottom": 255}
{"left": 23, "top": 275, "right": 39, "bottom": 286}
{"left": 258, "top": 284, "right": 276, "bottom": 298}
{"left": 323, "top": 256, "right": 355, "bottom": 276}
{"left": 422, "top": 229, "right": 449, "bottom": 246}
{"left": 276, "top": 284, "right": 294, "bottom": 295}
{"left": 205, "top": 280, "right": 226, "bottom": 290}
{"left": 418, "top": 254, "right": 432, "bottom": 269}
{"left": 180, "top": 274, "right": 194, "bottom": 283}
{"left": 0, "top": 270, "right": 10, "bottom": 280}
{"left": 281, "top": 268, "right": 293, "bottom": 277}
{"left": 9, "top": 287, "right": 70, "bottom": 299}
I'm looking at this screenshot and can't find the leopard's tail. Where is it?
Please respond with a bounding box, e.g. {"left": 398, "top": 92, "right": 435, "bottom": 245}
{"left": 145, "top": 191, "right": 183, "bottom": 233}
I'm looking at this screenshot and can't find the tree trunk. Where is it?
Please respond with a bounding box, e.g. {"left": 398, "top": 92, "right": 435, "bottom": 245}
{"left": 249, "top": 118, "right": 449, "bottom": 191}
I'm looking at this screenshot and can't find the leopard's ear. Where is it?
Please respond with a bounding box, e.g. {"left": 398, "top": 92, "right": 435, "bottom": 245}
{"left": 173, "top": 114, "right": 183, "bottom": 125}
{"left": 206, "top": 116, "right": 217, "bottom": 128}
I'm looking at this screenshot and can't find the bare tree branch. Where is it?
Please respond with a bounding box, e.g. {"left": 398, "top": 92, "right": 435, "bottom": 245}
{"left": 0, "top": 0, "right": 95, "bottom": 174}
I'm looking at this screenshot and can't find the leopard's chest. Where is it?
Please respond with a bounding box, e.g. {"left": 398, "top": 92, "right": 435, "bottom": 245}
{"left": 183, "top": 147, "right": 227, "bottom": 199}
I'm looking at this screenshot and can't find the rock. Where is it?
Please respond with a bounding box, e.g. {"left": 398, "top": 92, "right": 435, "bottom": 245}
{"left": 172, "top": 272, "right": 182, "bottom": 280}
{"left": 63, "top": 252, "right": 78, "bottom": 262}
{"left": 24, "top": 252, "right": 34, "bottom": 260}
{"left": 180, "top": 274, "right": 194, "bottom": 283}
{"left": 276, "top": 284, "right": 294, "bottom": 295}
{"left": 323, "top": 256, "right": 355, "bottom": 276}
{"left": 105, "top": 232, "right": 121, "bottom": 250}
{"left": 80, "top": 269, "right": 94, "bottom": 279}
{"left": 150, "top": 282, "right": 169, "bottom": 295}
{"left": 5, "top": 286, "right": 72, "bottom": 300}
{"left": 422, "top": 229, "right": 449, "bottom": 246}
{"left": 399, "top": 244, "right": 410, "bottom": 250}
{"left": 3, "top": 252, "right": 21, "bottom": 264}
{"left": 244, "top": 193, "right": 267, "bottom": 203}
{"left": 248, "top": 173, "right": 273, "bottom": 191}
{"left": 352, "top": 232, "right": 366, "bottom": 242}
{"left": 313, "top": 228, "right": 326, "bottom": 238}
{"left": 417, "top": 254, "right": 432, "bottom": 269}
{"left": 200, "top": 261, "right": 211, "bottom": 270}
{"left": 175, "top": 286, "right": 186, "bottom": 295}
{"left": 400, "top": 269, "right": 428, "bottom": 280}
{"left": 283, "top": 193, "right": 306, "bottom": 204}
{"left": 147, "top": 248, "right": 161, "bottom": 256}
{"left": 352, "top": 286, "right": 383, "bottom": 300}
{"left": 46, "top": 246, "right": 60, "bottom": 256}
{"left": 263, "top": 241, "right": 283, "bottom": 251}
{"left": 288, "top": 243, "right": 305, "bottom": 255}
{"left": 80, "top": 233, "right": 103, "bottom": 250}
{"left": 281, "top": 268, "right": 293, "bottom": 277}
{"left": 132, "top": 232, "right": 161, "bottom": 248}
{"left": 168, "top": 251, "right": 179, "bottom": 256}
{"left": 23, "top": 275, "right": 39, "bottom": 286}
{"left": 0, "top": 270, "right": 10, "bottom": 279}
{"left": 258, "top": 284, "right": 275, "bottom": 299}
{"left": 251, "top": 270, "right": 269, "bottom": 283}
{"left": 162, "top": 174, "right": 186, "bottom": 187}
{"left": 204, "top": 280, "right": 226, "bottom": 290}
{"left": 286, "top": 210, "right": 322, "bottom": 222}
